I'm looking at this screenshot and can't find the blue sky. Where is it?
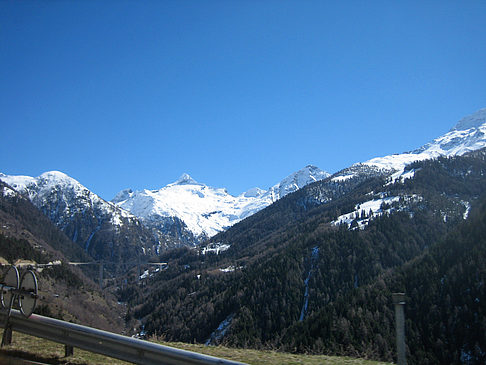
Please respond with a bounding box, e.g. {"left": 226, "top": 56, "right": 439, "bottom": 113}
{"left": 1, "top": 1, "right": 486, "bottom": 200}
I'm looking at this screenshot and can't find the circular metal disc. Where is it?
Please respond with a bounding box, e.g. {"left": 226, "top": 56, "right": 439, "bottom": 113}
{"left": 19, "top": 270, "right": 38, "bottom": 317}
{"left": 1, "top": 266, "right": 19, "bottom": 309}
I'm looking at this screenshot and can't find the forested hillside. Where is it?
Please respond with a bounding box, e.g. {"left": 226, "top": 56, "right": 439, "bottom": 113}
{"left": 285, "top": 193, "right": 486, "bottom": 364}
{"left": 119, "top": 149, "right": 486, "bottom": 363}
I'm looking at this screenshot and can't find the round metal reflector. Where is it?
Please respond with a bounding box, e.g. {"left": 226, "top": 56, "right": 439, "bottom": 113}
{"left": 19, "top": 270, "right": 38, "bottom": 317}
{"left": 1, "top": 266, "right": 19, "bottom": 309}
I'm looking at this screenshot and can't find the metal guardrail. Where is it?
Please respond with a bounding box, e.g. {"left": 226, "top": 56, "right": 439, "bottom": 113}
{"left": 0, "top": 309, "right": 246, "bottom": 365}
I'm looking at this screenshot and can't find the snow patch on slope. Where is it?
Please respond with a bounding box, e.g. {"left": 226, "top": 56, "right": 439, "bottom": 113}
{"left": 332, "top": 195, "right": 422, "bottom": 229}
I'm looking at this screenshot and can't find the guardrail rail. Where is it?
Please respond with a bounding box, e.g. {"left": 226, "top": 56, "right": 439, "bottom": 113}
{"left": 0, "top": 309, "right": 246, "bottom": 365}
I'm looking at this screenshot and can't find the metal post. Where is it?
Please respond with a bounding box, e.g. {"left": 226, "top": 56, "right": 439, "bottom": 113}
{"left": 65, "top": 344, "right": 74, "bottom": 357}
{"left": 392, "top": 293, "right": 407, "bottom": 365}
{"left": 2, "top": 326, "right": 12, "bottom": 346}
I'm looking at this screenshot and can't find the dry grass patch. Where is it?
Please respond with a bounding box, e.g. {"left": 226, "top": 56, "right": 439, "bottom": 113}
{"left": 1, "top": 331, "right": 393, "bottom": 365}
{"left": 0, "top": 331, "right": 130, "bottom": 364}
{"left": 156, "top": 341, "right": 393, "bottom": 365}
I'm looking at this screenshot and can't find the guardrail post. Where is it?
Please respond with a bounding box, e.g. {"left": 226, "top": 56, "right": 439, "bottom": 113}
{"left": 2, "top": 326, "right": 12, "bottom": 346}
{"left": 65, "top": 344, "right": 74, "bottom": 357}
{"left": 392, "top": 293, "right": 407, "bottom": 365}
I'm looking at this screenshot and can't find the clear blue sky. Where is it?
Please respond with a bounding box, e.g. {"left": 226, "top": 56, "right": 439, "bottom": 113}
{"left": 1, "top": 1, "right": 485, "bottom": 200}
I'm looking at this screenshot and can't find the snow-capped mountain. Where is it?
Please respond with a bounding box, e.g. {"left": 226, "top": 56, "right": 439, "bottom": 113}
{"left": 365, "top": 108, "right": 486, "bottom": 172}
{"left": 112, "top": 165, "right": 330, "bottom": 242}
{"left": 328, "top": 108, "right": 486, "bottom": 184}
{"left": 267, "top": 165, "right": 330, "bottom": 201}
{"left": 297, "top": 108, "right": 486, "bottom": 214}
{"left": 1, "top": 171, "right": 131, "bottom": 229}
{"left": 3, "top": 108, "right": 484, "bottom": 251}
{"left": 0, "top": 171, "right": 175, "bottom": 261}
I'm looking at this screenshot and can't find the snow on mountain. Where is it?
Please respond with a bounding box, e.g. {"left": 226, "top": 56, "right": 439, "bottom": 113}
{"left": 267, "top": 165, "right": 331, "bottom": 201}
{"left": 362, "top": 108, "right": 486, "bottom": 177}
{"left": 112, "top": 165, "right": 330, "bottom": 240}
{"left": 320, "top": 108, "right": 486, "bottom": 214}
{"left": 0, "top": 171, "right": 170, "bottom": 261}
{"left": 1, "top": 171, "right": 135, "bottom": 227}
{"left": 112, "top": 173, "right": 268, "bottom": 239}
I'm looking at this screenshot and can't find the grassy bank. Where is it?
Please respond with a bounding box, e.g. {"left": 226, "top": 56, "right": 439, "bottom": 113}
{"left": 0, "top": 331, "right": 393, "bottom": 365}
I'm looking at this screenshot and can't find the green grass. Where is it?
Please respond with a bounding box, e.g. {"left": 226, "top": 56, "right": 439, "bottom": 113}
{"left": 0, "top": 331, "right": 393, "bottom": 365}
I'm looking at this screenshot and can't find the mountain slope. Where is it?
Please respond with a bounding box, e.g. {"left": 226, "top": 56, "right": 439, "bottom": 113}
{"left": 0, "top": 180, "right": 124, "bottom": 332}
{"left": 126, "top": 148, "right": 486, "bottom": 347}
{"left": 204, "top": 108, "right": 486, "bottom": 255}
{"left": 120, "top": 108, "right": 486, "bottom": 362}
{"left": 363, "top": 107, "right": 486, "bottom": 173}
{"left": 0, "top": 171, "right": 179, "bottom": 265}
{"left": 283, "top": 190, "right": 486, "bottom": 364}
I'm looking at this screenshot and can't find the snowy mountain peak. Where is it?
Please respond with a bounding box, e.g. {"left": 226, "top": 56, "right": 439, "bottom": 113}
{"left": 302, "top": 165, "right": 331, "bottom": 182}
{"left": 39, "top": 170, "right": 71, "bottom": 180}
{"left": 243, "top": 187, "right": 267, "bottom": 198}
{"left": 268, "top": 165, "right": 331, "bottom": 200}
{"left": 171, "top": 173, "right": 200, "bottom": 186}
{"left": 112, "top": 188, "right": 134, "bottom": 204}
{"left": 112, "top": 165, "right": 330, "bottom": 241}
{"left": 36, "top": 171, "right": 81, "bottom": 188}
{"left": 451, "top": 108, "right": 486, "bottom": 131}
{"left": 361, "top": 107, "right": 486, "bottom": 181}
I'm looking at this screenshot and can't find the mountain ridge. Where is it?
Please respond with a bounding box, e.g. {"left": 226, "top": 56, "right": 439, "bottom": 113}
{"left": 111, "top": 165, "right": 331, "bottom": 242}
{"left": 2, "top": 107, "right": 486, "bottom": 253}
{"left": 0, "top": 171, "right": 178, "bottom": 264}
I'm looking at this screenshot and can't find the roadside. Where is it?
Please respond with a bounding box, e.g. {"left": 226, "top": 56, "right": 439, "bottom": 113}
{"left": 1, "top": 331, "right": 393, "bottom": 365}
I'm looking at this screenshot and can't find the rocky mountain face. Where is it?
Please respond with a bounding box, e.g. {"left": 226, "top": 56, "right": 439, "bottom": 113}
{"left": 111, "top": 165, "right": 330, "bottom": 244}
{"left": 0, "top": 165, "right": 331, "bottom": 256}
{"left": 0, "top": 171, "right": 179, "bottom": 264}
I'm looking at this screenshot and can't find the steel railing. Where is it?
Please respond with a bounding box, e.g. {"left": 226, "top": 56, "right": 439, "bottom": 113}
{"left": 0, "top": 309, "right": 246, "bottom": 365}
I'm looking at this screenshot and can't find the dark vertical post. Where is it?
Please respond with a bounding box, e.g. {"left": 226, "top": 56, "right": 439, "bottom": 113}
{"left": 392, "top": 293, "right": 407, "bottom": 365}
{"left": 65, "top": 344, "right": 74, "bottom": 357}
{"left": 2, "top": 326, "right": 12, "bottom": 346}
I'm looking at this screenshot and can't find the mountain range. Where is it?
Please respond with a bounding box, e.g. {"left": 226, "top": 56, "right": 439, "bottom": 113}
{"left": 2, "top": 107, "right": 486, "bottom": 363}
{"left": 120, "top": 108, "right": 486, "bottom": 364}
{"left": 1, "top": 108, "right": 485, "bottom": 259}
{"left": 111, "top": 165, "right": 330, "bottom": 243}
{"left": 0, "top": 162, "right": 331, "bottom": 258}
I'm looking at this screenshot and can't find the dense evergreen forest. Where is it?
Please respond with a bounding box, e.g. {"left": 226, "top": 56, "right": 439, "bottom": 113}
{"left": 285, "top": 194, "right": 486, "bottom": 364}
{"left": 119, "top": 149, "right": 486, "bottom": 364}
